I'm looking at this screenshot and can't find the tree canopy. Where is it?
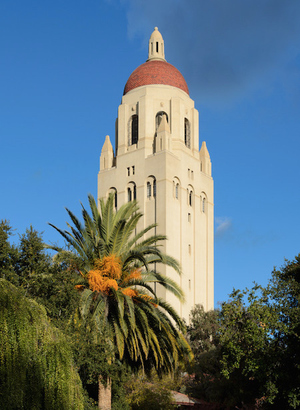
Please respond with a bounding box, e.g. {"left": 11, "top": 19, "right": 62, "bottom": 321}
{"left": 0, "top": 279, "right": 84, "bottom": 410}
{"left": 188, "top": 254, "right": 300, "bottom": 409}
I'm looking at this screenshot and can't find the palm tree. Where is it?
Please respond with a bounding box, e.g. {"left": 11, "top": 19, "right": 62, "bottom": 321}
{"left": 50, "top": 194, "right": 192, "bottom": 410}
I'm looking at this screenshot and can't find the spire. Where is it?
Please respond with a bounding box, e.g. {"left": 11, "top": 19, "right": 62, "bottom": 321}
{"left": 100, "top": 135, "right": 114, "bottom": 171}
{"left": 199, "top": 141, "right": 212, "bottom": 176}
{"left": 147, "top": 27, "right": 166, "bottom": 61}
{"left": 200, "top": 141, "right": 210, "bottom": 159}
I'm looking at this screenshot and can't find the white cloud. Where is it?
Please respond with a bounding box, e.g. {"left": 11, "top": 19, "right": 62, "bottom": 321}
{"left": 124, "top": 0, "right": 300, "bottom": 105}
{"left": 215, "top": 217, "right": 232, "bottom": 238}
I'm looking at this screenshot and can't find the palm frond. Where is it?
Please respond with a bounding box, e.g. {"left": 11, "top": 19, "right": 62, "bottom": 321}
{"left": 49, "top": 193, "right": 192, "bottom": 374}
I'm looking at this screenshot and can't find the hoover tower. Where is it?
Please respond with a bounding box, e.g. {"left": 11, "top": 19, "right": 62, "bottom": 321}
{"left": 98, "top": 27, "right": 214, "bottom": 319}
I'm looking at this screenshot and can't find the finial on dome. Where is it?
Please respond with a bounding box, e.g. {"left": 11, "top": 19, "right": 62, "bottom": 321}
{"left": 147, "top": 27, "right": 166, "bottom": 62}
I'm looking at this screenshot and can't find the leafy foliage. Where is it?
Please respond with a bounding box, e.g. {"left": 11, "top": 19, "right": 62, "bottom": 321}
{"left": 0, "top": 279, "right": 84, "bottom": 410}
{"left": 188, "top": 304, "right": 220, "bottom": 359}
{"left": 186, "top": 305, "right": 227, "bottom": 405}
{"left": 0, "top": 220, "right": 81, "bottom": 328}
{"left": 262, "top": 255, "right": 300, "bottom": 408}
{"left": 218, "top": 255, "right": 300, "bottom": 408}
{"left": 0, "top": 220, "right": 19, "bottom": 284}
{"left": 218, "top": 286, "right": 277, "bottom": 408}
{"left": 187, "top": 256, "right": 300, "bottom": 409}
{"left": 16, "top": 225, "right": 52, "bottom": 281}
{"left": 69, "top": 317, "right": 130, "bottom": 409}
{"left": 125, "top": 372, "right": 175, "bottom": 410}
{"left": 50, "top": 194, "right": 192, "bottom": 376}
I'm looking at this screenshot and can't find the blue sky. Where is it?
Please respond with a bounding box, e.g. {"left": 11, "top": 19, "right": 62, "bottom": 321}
{"left": 1, "top": 0, "right": 300, "bottom": 307}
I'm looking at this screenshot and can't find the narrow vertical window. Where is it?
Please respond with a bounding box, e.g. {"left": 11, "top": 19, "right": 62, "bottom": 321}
{"left": 153, "top": 180, "right": 156, "bottom": 197}
{"left": 133, "top": 185, "right": 136, "bottom": 200}
{"left": 202, "top": 197, "right": 206, "bottom": 213}
{"left": 189, "top": 191, "right": 192, "bottom": 206}
{"left": 132, "top": 166, "right": 135, "bottom": 175}
{"left": 147, "top": 182, "right": 151, "bottom": 198}
{"left": 156, "top": 42, "right": 159, "bottom": 52}
{"left": 114, "top": 191, "right": 117, "bottom": 209}
{"left": 131, "top": 115, "right": 138, "bottom": 145}
{"left": 127, "top": 167, "right": 130, "bottom": 176}
{"left": 175, "top": 183, "right": 179, "bottom": 199}
{"left": 184, "top": 118, "right": 191, "bottom": 148}
{"left": 127, "top": 188, "right": 132, "bottom": 202}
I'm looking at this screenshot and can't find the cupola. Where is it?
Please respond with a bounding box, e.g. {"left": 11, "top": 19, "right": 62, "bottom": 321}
{"left": 147, "top": 27, "right": 165, "bottom": 61}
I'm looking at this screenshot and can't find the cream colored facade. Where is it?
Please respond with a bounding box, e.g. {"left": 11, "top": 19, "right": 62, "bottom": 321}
{"left": 98, "top": 28, "right": 214, "bottom": 320}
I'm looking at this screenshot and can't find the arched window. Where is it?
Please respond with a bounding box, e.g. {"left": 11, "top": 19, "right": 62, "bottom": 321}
{"left": 127, "top": 183, "right": 136, "bottom": 202}
{"left": 187, "top": 185, "right": 194, "bottom": 207}
{"left": 155, "top": 111, "right": 168, "bottom": 131}
{"left": 147, "top": 182, "right": 151, "bottom": 198}
{"left": 184, "top": 118, "right": 191, "bottom": 148}
{"left": 173, "top": 178, "right": 180, "bottom": 200}
{"left": 146, "top": 176, "right": 156, "bottom": 200}
{"left": 200, "top": 193, "right": 207, "bottom": 213}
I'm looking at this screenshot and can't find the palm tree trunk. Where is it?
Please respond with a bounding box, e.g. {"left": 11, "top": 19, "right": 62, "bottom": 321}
{"left": 98, "top": 376, "right": 111, "bottom": 410}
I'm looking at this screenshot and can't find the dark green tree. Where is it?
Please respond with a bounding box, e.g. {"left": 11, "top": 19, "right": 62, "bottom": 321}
{"left": 0, "top": 279, "right": 84, "bottom": 410}
{"left": 0, "top": 220, "right": 19, "bottom": 284}
{"left": 218, "top": 254, "right": 300, "bottom": 408}
{"left": 218, "top": 286, "right": 276, "bottom": 408}
{"left": 8, "top": 225, "right": 80, "bottom": 328}
{"left": 188, "top": 304, "right": 220, "bottom": 358}
{"left": 186, "top": 305, "right": 229, "bottom": 405}
{"left": 16, "top": 226, "right": 51, "bottom": 281}
{"left": 263, "top": 255, "right": 300, "bottom": 408}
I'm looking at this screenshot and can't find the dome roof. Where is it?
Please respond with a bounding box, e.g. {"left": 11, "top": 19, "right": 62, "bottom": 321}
{"left": 123, "top": 60, "right": 189, "bottom": 95}
{"left": 123, "top": 27, "right": 189, "bottom": 96}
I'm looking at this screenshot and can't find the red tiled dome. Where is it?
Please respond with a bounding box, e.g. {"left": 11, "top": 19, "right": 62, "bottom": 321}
{"left": 124, "top": 60, "right": 189, "bottom": 95}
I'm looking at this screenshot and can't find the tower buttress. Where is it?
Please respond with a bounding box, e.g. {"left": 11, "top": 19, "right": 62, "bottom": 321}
{"left": 155, "top": 114, "right": 171, "bottom": 152}
{"left": 199, "top": 141, "right": 212, "bottom": 176}
{"left": 100, "top": 135, "right": 114, "bottom": 171}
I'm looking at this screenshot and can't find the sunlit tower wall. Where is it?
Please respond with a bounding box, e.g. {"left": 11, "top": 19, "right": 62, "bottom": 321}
{"left": 98, "top": 27, "right": 214, "bottom": 320}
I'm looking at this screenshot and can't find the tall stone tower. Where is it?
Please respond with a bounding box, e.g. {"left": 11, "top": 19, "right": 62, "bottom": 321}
{"left": 98, "top": 27, "right": 214, "bottom": 319}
